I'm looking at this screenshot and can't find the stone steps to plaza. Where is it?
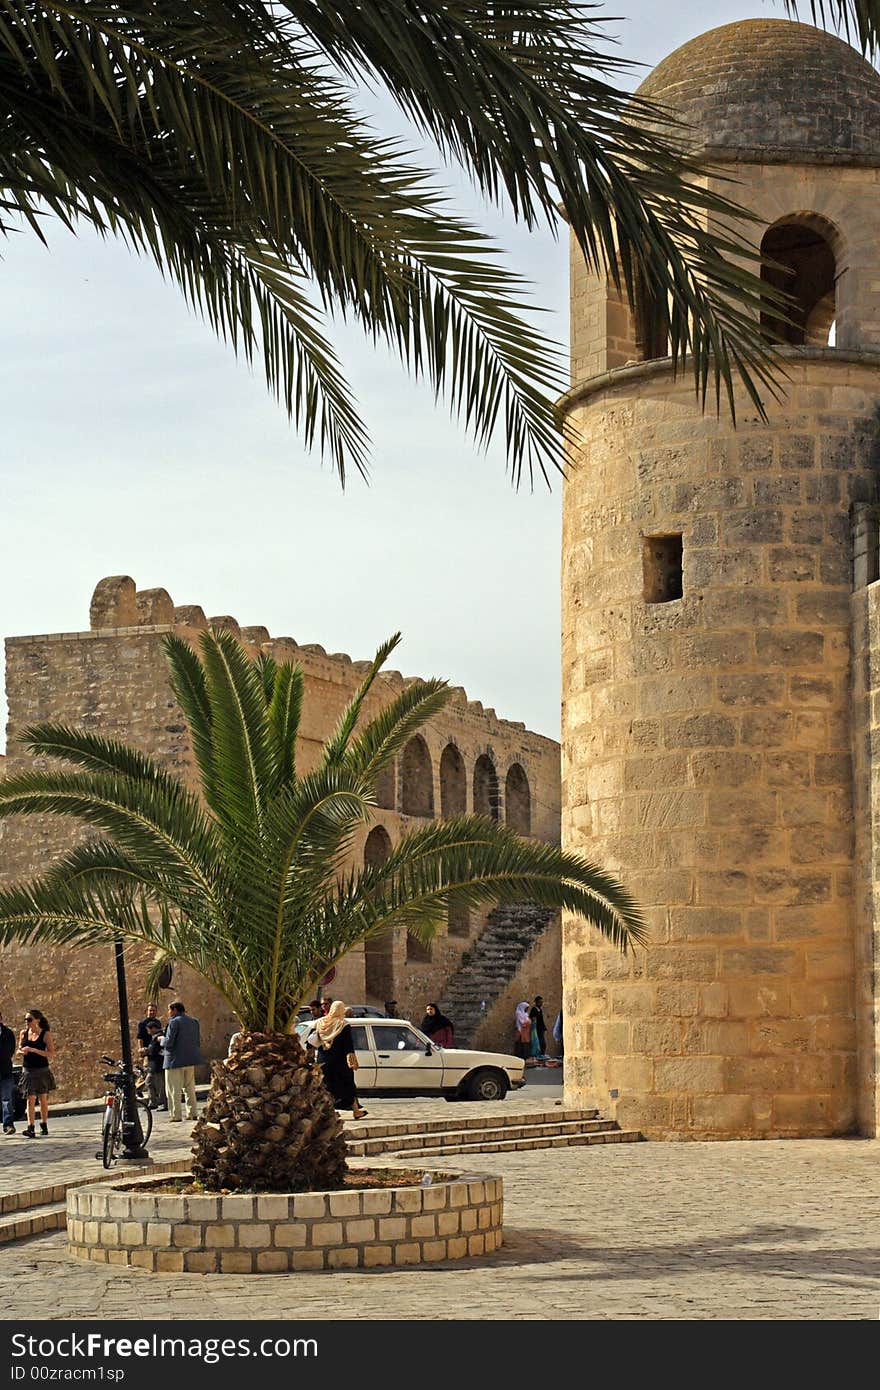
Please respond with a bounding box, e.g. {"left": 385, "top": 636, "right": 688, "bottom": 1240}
{"left": 1, "top": 1107, "right": 642, "bottom": 1246}
{"left": 0, "top": 1162, "right": 159, "bottom": 1246}
{"left": 0, "top": 1199, "right": 68, "bottom": 1245}
{"left": 346, "top": 1106, "right": 641, "bottom": 1158}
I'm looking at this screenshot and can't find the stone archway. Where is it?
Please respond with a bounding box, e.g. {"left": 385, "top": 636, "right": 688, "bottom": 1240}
{"left": 401, "top": 735, "right": 434, "bottom": 817}
{"left": 473, "top": 753, "right": 500, "bottom": 820}
{"left": 761, "top": 214, "right": 838, "bottom": 346}
{"left": 505, "top": 763, "right": 531, "bottom": 835}
{"left": 363, "top": 826, "right": 395, "bottom": 1001}
{"left": 440, "top": 744, "right": 467, "bottom": 817}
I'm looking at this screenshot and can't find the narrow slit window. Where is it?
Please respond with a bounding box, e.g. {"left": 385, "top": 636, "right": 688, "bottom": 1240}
{"left": 643, "top": 534, "right": 683, "bottom": 604}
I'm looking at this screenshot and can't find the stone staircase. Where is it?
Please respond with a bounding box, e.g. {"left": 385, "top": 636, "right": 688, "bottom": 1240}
{"left": 441, "top": 904, "right": 556, "bottom": 1046}
{"left": 0, "top": 1160, "right": 163, "bottom": 1247}
{"left": 0, "top": 1184, "right": 68, "bottom": 1245}
{"left": 346, "top": 1107, "right": 642, "bottom": 1160}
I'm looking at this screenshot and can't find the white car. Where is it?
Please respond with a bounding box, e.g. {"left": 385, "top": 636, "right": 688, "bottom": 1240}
{"left": 297, "top": 1017, "right": 525, "bottom": 1101}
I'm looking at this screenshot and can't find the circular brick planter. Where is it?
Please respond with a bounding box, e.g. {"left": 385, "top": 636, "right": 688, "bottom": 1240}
{"left": 66, "top": 1167, "right": 504, "bottom": 1272}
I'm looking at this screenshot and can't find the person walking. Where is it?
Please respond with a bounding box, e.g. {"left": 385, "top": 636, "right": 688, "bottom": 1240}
{"left": 553, "top": 1009, "right": 564, "bottom": 1058}
{"left": 0, "top": 1009, "right": 17, "bottom": 1135}
{"left": 420, "top": 1003, "right": 454, "bottom": 1047}
{"left": 18, "top": 1009, "right": 55, "bottom": 1137}
{"left": 383, "top": 1000, "right": 399, "bottom": 1019}
{"left": 162, "top": 1001, "right": 203, "bottom": 1122}
{"left": 514, "top": 1001, "right": 531, "bottom": 1059}
{"left": 530, "top": 995, "right": 548, "bottom": 1060}
{"left": 315, "top": 1001, "right": 367, "bottom": 1119}
{"left": 143, "top": 1019, "right": 167, "bottom": 1109}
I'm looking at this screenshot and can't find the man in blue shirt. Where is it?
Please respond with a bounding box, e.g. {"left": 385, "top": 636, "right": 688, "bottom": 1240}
{"left": 163, "top": 1001, "right": 204, "bottom": 1123}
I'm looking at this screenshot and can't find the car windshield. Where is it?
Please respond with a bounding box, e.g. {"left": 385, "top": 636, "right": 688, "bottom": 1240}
{"left": 370, "top": 1023, "right": 426, "bottom": 1051}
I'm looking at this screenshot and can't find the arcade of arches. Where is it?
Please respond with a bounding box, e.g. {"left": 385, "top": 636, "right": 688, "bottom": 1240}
{"left": 363, "top": 744, "right": 537, "bottom": 983}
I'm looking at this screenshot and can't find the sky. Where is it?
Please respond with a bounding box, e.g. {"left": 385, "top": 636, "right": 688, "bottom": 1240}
{"left": 0, "top": 2, "right": 803, "bottom": 747}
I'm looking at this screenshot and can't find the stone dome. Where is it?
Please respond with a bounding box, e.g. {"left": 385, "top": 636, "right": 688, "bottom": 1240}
{"left": 637, "top": 19, "right": 880, "bottom": 164}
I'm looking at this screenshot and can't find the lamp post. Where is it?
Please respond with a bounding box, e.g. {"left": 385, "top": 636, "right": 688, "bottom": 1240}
{"left": 113, "top": 937, "right": 150, "bottom": 1161}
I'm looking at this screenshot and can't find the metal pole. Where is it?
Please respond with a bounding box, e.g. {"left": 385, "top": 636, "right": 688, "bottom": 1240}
{"left": 113, "top": 937, "right": 149, "bottom": 1160}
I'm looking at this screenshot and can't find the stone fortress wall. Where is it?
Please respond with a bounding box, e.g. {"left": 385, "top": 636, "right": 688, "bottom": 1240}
{"left": 560, "top": 20, "right": 880, "bottom": 1139}
{"left": 0, "top": 576, "right": 560, "bottom": 1099}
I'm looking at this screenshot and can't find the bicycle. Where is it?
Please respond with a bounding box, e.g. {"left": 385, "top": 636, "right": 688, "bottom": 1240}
{"left": 98, "top": 1055, "right": 152, "bottom": 1168}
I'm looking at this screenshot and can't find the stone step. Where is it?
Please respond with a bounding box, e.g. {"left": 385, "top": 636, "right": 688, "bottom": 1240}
{"left": 0, "top": 1201, "right": 67, "bottom": 1245}
{"left": 389, "top": 1130, "right": 643, "bottom": 1158}
{"left": 347, "top": 1118, "right": 613, "bottom": 1156}
{"left": 345, "top": 1107, "right": 599, "bottom": 1141}
{"left": 0, "top": 1181, "right": 70, "bottom": 1217}
{"left": 1, "top": 1162, "right": 159, "bottom": 1220}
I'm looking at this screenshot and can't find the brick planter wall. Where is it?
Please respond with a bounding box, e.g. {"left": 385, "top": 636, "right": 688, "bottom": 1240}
{"left": 66, "top": 1168, "right": 503, "bottom": 1272}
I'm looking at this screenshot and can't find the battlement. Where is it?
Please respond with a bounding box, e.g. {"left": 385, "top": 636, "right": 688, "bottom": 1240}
{"left": 82, "top": 576, "right": 539, "bottom": 745}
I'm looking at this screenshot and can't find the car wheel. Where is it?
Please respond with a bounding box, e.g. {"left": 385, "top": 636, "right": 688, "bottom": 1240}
{"left": 464, "top": 1069, "right": 508, "bottom": 1102}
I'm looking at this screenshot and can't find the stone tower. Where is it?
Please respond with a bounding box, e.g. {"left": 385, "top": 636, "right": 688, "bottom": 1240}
{"left": 560, "top": 20, "right": 880, "bottom": 1139}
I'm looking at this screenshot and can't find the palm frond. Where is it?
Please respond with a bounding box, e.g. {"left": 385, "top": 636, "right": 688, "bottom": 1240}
{"left": 784, "top": 0, "right": 880, "bottom": 52}
{"left": 345, "top": 678, "right": 452, "bottom": 787}
{"left": 321, "top": 633, "right": 401, "bottom": 770}
{"left": 328, "top": 815, "right": 646, "bottom": 957}
{"left": 197, "top": 628, "right": 274, "bottom": 835}
{"left": 0, "top": 768, "right": 220, "bottom": 902}
{"left": 0, "top": 0, "right": 842, "bottom": 484}
{"left": 266, "top": 660, "right": 304, "bottom": 792}
{"left": 163, "top": 633, "right": 214, "bottom": 791}
{"left": 0, "top": 627, "right": 642, "bottom": 1032}
{"left": 22, "top": 722, "right": 180, "bottom": 793}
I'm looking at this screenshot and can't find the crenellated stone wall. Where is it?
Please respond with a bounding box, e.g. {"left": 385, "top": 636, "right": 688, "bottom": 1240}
{"left": 0, "top": 578, "right": 560, "bottom": 1099}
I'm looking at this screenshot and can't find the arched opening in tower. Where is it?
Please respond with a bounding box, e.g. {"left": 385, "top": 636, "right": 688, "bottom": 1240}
{"left": 363, "top": 826, "right": 395, "bottom": 999}
{"left": 440, "top": 743, "right": 467, "bottom": 818}
{"left": 505, "top": 763, "right": 531, "bottom": 835}
{"left": 633, "top": 265, "right": 670, "bottom": 361}
{"left": 473, "top": 754, "right": 500, "bottom": 820}
{"left": 400, "top": 735, "right": 434, "bottom": 817}
{"left": 760, "top": 219, "right": 837, "bottom": 346}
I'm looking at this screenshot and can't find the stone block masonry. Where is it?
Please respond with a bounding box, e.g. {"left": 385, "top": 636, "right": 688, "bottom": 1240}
{"left": 561, "top": 352, "right": 880, "bottom": 1139}
{"left": 0, "top": 579, "right": 560, "bottom": 1099}
{"left": 559, "top": 19, "right": 880, "bottom": 1142}
{"left": 66, "top": 1170, "right": 504, "bottom": 1271}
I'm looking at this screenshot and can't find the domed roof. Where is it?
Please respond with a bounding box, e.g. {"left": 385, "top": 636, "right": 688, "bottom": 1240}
{"left": 637, "top": 20, "right": 880, "bottom": 164}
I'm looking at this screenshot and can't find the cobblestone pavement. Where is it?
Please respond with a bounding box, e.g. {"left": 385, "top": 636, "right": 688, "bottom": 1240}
{"left": 2, "top": 1106, "right": 878, "bottom": 1319}
{"left": 0, "top": 1084, "right": 564, "bottom": 1200}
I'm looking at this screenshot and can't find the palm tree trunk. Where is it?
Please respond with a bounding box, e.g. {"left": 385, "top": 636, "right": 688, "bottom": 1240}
{"left": 191, "top": 1032, "right": 347, "bottom": 1191}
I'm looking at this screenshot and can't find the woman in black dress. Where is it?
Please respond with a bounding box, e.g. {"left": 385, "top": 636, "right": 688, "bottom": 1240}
{"left": 314, "top": 1001, "right": 368, "bottom": 1119}
{"left": 18, "top": 1009, "right": 56, "bottom": 1138}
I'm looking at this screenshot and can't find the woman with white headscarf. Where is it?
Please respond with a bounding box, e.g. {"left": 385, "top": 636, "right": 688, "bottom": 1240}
{"left": 514, "top": 1001, "right": 531, "bottom": 1060}
{"left": 315, "top": 1001, "right": 368, "bottom": 1119}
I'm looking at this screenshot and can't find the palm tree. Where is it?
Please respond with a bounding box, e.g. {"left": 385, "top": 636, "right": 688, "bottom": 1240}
{"left": 3, "top": 3, "right": 874, "bottom": 487}
{"left": 0, "top": 629, "right": 644, "bottom": 1191}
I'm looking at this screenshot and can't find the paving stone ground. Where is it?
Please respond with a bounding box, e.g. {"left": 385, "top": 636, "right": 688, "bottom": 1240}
{"left": 2, "top": 1094, "right": 878, "bottom": 1320}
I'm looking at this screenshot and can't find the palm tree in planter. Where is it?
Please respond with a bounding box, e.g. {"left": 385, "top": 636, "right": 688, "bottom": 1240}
{"left": 0, "top": 629, "right": 644, "bottom": 1191}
